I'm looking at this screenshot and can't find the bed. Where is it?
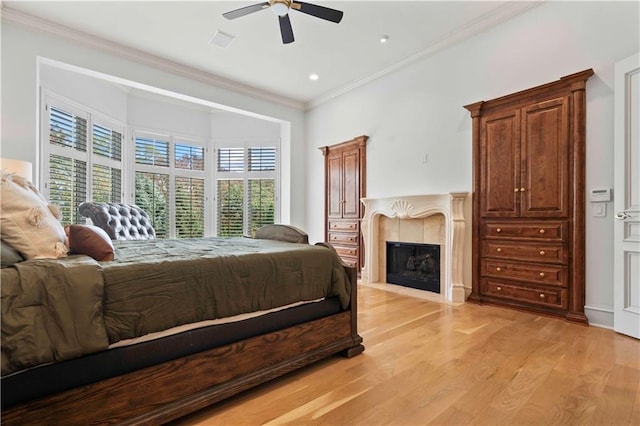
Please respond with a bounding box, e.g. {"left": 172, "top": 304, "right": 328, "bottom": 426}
{"left": 0, "top": 224, "right": 364, "bottom": 425}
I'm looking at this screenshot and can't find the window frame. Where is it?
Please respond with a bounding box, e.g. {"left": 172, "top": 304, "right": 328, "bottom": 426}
{"left": 41, "top": 90, "right": 125, "bottom": 223}
{"left": 214, "top": 139, "right": 280, "bottom": 237}
{"left": 132, "top": 128, "right": 208, "bottom": 239}
{"left": 40, "top": 90, "right": 281, "bottom": 238}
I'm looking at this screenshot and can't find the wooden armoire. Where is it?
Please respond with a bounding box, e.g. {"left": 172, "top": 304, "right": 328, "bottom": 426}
{"left": 464, "top": 69, "right": 593, "bottom": 324}
{"left": 320, "top": 135, "right": 368, "bottom": 271}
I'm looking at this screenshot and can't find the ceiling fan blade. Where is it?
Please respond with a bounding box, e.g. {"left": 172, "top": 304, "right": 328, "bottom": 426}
{"left": 223, "top": 2, "right": 270, "bottom": 20}
{"left": 293, "top": 1, "right": 343, "bottom": 23}
{"left": 279, "top": 15, "right": 295, "bottom": 44}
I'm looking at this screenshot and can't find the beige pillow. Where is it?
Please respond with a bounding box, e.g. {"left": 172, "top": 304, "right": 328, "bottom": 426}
{"left": 0, "top": 172, "right": 68, "bottom": 259}
{"left": 65, "top": 224, "right": 115, "bottom": 261}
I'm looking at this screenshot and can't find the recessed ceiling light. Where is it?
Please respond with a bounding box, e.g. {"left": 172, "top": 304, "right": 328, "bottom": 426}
{"left": 380, "top": 35, "right": 390, "bottom": 44}
{"left": 309, "top": 73, "right": 319, "bottom": 81}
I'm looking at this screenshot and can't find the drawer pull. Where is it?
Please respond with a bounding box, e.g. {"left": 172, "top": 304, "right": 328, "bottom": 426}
{"left": 496, "top": 248, "right": 502, "bottom": 253}
{"left": 539, "top": 250, "right": 546, "bottom": 256}
{"left": 539, "top": 272, "right": 545, "bottom": 277}
{"left": 539, "top": 293, "right": 546, "bottom": 299}
{"left": 496, "top": 286, "right": 502, "bottom": 291}
{"left": 496, "top": 228, "right": 502, "bottom": 233}
{"left": 514, "top": 188, "right": 520, "bottom": 192}
{"left": 539, "top": 229, "right": 546, "bottom": 234}
{"left": 520, "top": 187, "right": 526, "bottom": 192}
{"left": 496, "top": 267, "right": 502, "bottom": 272}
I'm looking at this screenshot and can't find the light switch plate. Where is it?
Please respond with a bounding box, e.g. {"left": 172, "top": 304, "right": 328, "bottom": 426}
{"left": 592, "top": 203, "right": 607, "bottom": 217}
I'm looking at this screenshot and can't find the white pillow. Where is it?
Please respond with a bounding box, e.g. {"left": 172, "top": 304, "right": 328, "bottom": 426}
{"left": 1, "top": 172, "right": 68, "bottom": 259}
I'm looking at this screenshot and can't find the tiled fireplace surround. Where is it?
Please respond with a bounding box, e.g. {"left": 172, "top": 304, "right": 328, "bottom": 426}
{"left": 361, "top": 193, "right": 469, "bottom": 303}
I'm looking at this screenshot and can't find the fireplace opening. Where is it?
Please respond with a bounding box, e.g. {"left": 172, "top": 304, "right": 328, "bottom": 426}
{"left": 386, "top": 241, "right": 440, "bottom": 293}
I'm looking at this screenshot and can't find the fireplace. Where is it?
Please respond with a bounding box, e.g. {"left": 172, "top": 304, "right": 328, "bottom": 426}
{"left": 361, "top": 193, "right": 469, "bottom": 302}
{"left": 386, "top": 242, "right": 440, "bottom": 293}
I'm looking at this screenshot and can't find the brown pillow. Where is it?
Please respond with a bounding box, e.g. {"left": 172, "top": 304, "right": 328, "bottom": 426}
{"left": 65, "top": 224, "right": 115, "bottom": 261}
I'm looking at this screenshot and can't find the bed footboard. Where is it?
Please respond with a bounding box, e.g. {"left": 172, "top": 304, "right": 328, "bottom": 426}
{"left": 1, "top": 262, "right": 363, "bottom": 425}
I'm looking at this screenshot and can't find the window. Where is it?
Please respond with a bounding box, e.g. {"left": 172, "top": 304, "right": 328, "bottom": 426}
{"left": 216, "top": 145, "right": 277, "bottom": 237}
{"left": 44, "top": 97, "right": 123, "bottom": 224}
{"left": 134, "top": 133, "right": 205, "bottom": 239}
{"left": 42, "top": 91, "right": 280, "bottom": 238}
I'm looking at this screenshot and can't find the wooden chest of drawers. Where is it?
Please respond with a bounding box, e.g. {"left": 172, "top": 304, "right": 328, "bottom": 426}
{"left": 479, "top": 219, "right": 570, "bottom": 315}
{"left": 465, "top": 70, "right": 591, "bottom": 323}
{"left": 328, "top": 220, "right": 359, "bottom": 268}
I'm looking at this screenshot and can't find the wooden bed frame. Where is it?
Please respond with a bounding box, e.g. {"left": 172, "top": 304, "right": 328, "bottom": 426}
{"left": 2, "top": 239, "right": 364, "bottom": 425}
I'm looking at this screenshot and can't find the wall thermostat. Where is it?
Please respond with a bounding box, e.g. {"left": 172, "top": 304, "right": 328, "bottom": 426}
{"left": 589, "top": 188, "right": 611, "bottom": 202}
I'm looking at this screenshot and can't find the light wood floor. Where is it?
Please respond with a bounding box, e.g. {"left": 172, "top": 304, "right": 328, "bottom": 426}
{"left": 174, "top": 284, "right": 640, "bottom": 425}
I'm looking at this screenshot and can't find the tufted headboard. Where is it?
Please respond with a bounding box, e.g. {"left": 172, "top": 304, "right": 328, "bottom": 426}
{"left": 78, "top": 202, "right": 156, "bottom": 240}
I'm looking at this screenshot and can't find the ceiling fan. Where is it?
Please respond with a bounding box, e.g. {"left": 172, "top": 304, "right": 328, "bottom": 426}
{"left": 223, "top": 0, "right": 344, "bottom": 44}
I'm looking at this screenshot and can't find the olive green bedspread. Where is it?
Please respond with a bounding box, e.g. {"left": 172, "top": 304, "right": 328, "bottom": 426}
{"left": 1, "top": 238, "right": 351, "bottom": 376}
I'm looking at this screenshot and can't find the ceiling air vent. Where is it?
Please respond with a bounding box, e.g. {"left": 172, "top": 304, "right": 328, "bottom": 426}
{"left": 209, "top": 30, "right": 235, "bottom": 48}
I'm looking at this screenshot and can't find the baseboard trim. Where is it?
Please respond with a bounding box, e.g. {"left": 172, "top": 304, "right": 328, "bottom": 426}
{"left": 584, "top": 304, "right": 614, "bottom": 329}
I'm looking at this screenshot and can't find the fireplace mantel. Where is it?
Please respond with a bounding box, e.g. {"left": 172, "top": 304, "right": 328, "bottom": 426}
{"left": 361, "top": 193, "right": 468, "bottom": 303}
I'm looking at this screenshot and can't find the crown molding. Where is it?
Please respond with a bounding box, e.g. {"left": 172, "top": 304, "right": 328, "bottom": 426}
{"left": 1, "top": 6, "right": 305, "bottom": 111}
{"left": 306, "top": 1, "right": 544, "bottom": 110}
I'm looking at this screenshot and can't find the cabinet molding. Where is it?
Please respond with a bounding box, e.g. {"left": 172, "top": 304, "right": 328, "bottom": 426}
{"left": 464, "top": 69, "right": 593, "bottom": 324}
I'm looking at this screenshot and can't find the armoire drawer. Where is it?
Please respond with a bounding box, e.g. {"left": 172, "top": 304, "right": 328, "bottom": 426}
{"left": 337, "top": 255, "right": 358, "bottom": 268}
{"left": 329, "top": 220, "right": 359, "bottom": 232}
{"left": 334, "top": 245, "right": 358, "bottom": 258}
{"left": 482, "top": 222, "right": 567, "bottom": 241}
{"left": 481, "top": 240, "right": 568, "bottom": 264}
{"left": 482, "top": 278, "right": 568, "bottom": 309}
{"left": 328, "top": 232, "right": 359, "bottom": 245}
{"left": 482, "top": 259, "right": 568, "bottom": 286}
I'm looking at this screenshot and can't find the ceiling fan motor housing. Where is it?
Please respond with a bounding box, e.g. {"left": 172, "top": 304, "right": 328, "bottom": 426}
{"left": 270, "top": 0, "right": 291, "bottom": 16}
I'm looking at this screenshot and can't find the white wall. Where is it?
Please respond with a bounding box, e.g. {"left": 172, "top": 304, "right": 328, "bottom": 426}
{"left": 128, "top": 95, "right": 211, "bottom": 140}
{"left": 305, "top": 1, "right": 640, "bottom": 327}
{"left": 1, "top": 20, "right": 307, "bottom": 227}
{"left": 40, "top": 64, "right": 128, "bottom": 124}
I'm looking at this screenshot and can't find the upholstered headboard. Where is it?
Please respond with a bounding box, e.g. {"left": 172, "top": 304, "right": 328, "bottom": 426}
{"left": 78, "top": 202, "right": 156, "bottom": 240}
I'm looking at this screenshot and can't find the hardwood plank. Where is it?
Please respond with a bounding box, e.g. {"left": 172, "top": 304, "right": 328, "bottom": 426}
{"left": 173, "top": 284, "right": 640, "bottom": 426}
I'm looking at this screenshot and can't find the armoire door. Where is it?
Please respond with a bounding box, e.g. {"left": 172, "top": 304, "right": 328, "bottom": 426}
{"left": 327, "top": 153, "right": 343, "bottom": 219}
{"left": 520, "top": 97, "right": 570, "bottom": 218}
{"left": 342, "top": 150, "right": 361, "bottom": 219}
{"left": 480, "top": 110, "right": 521, "bottom": 218}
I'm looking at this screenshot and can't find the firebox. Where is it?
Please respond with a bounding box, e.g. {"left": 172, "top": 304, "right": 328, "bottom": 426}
{"left": 386, "top": 241, "right": 441, "bottom": 293}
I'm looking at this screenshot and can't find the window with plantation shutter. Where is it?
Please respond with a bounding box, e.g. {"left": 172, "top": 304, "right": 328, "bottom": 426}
{"left": 175, "top": 176, "right": 205, "bottom": 238}
{"left": 49, "top": 154, "right": 87, "bottom": 224}
{"left": 134, "top": 134, "right": 206, "bottom": 239}
{"left": 92, "top": 164, "right": 121, "bottom": 203}
{"left": 216, "top": 145, "right": 278, "bottom": 237}
{"left": 135, "top": 137, "right": 169, "bottom": 167}
{"left": 50, "top": 106, "right": 88, "bottom": 151}
{"left": 93, "top": 124, "right": 122, "bottom": 161}
{"left": 135, "top": 171, "right": 169, "bottom": 239}
{"left": 42, "top": 92, "right": 280, "bottom": 238}
{"left": 249, "top": 147, "right": 276, "bottom": 172}
{"left": 248, "top": 178, "right": 275, "bottom": 234}
{"left": 176, "top": 143, "right": 204, "bottom": 171}
{"left": 217, "top": 179, "right": 244, "bottom": 237}
{"left": 44, "top": 97, "right": 123, "bottom": 224}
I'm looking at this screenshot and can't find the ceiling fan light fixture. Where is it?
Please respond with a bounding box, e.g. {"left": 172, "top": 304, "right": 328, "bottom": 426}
{"left": 271, "top": 0, "right": 290, "bottom": 16}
